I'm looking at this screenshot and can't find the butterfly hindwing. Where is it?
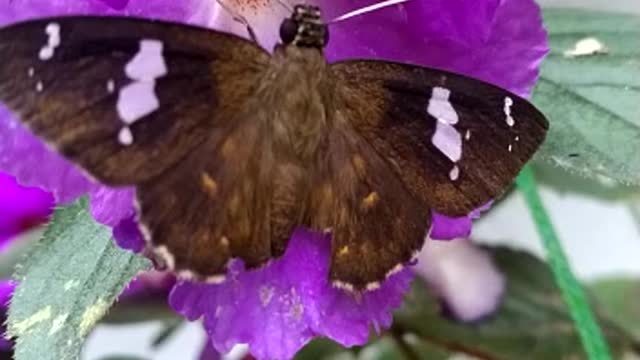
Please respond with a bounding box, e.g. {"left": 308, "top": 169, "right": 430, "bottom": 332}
{"left": 331, "top": 60, "right": 548, "bottom": 217}
{"left": 0, "top": 16, "right": 269, "bottom": 185}
{"left": 309, "top": 126, "right": 431, "bottom": 290}
{"left": 137, "top": 118, "right": 307, "bottom": 280}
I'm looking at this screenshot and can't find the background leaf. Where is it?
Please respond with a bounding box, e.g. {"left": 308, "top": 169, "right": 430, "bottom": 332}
{"left": 533, "top": 9, "right": 640, "bottom": 184}
{"left": 394, "top": 247, "right": 638, "bottom": 359}
{"left": 7, "top": 198, "right": 151, "bottom": 360}
{"left": 296, "top": 247, "right": 640, "bottom": 360}
{"left": 589, "top": 278, "right": 640, "bottom": 339}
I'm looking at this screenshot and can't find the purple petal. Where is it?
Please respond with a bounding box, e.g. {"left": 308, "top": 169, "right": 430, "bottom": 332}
{"left": 431, "top": 202, "right": 493, "bottom": 240}
{"left": 0, "top": 107, "right": 95, "bottom": 204}
{"left": 0, "top": 172, "right": 54, "bottom": 250}
{"left": 199, "top": 339, "right": 222, "bottom": 360}
{"left": 325, "top": 0, "right": 548, "bottom": 97}
{"left": 0, "top": 0, "right": 215, "bottom": 25}
{"left": 414, "top": 239, "right": 505, "bottom": 322}
{"left": 112, "top": 214, "right": 145, "bottom": 252}
{"left": 170, "top": 228, "right": 413, "bottom": 360}
{"left": 98, "top": 0, "right": 129, "bottom": 10}
{"left": 430, "top": 212, "right": 473, "bottom": 241}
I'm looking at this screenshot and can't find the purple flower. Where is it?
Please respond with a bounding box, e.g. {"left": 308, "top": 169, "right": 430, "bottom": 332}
{"left": 0, "top": 0, "right": 548, "bottom": 358}
{"left": 0, "top": 173, "right": 53, "bottom": 250}
{"left": 171, "top": 229, "right": 413, "bottom": 359}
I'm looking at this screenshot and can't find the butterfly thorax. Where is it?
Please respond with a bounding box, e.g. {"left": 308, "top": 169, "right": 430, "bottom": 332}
{"left": 259, "top": 44, "right": 332, "bottom": 161}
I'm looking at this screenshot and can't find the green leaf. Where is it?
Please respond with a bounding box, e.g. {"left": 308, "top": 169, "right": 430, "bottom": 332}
{"left": 293, "top": 338, "right": 353, "bottom": 360}
{"left": 393, "top": 247, "right": 640, "bottom": 359}
{"left": 7, "top": 198, "right": 152, "bottom": 360}
{"left": 590, "top": 278, "right": 640, "bottom": 339}
{"left": 534, "top": 9, "right": 640, "bottom": 184}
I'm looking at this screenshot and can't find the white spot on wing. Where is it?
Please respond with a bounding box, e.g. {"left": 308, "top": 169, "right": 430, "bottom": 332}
{"left": 427, "top": 87, "right": 458, "bottom": 124}
{"left": 116, "top": 39, "right": 167, "bottom": 145}
{"left": 38, "top": 22, "right": 61, "bottom": 61}
{"left": 432, "top": 121, "right": 462, "bottom": 162}
{"left": 125, "top": 40, "right": 168, "bottom": 81}
{"left": 504, "top": 97, "right": 515, "bottom": 127}
{"left": 449, "top": 165, "right": 460, "bottom": 180}
{"left": 428, "top": 87, "right": 463, "bottom": 182}
{"left": 28, "top": 67, "right": 35, "bottom": 77}
{"left": 107, "top": 79, "right": 115, "bottom": 93}
{"left": 118, "top": 127, "right": 133, "bottom": 146}
{"left": 508, "top": 144, "right": 513, "bottom": 152}
{"left": 35, "top": 81, "right": 43, "bottom": 92}
{"left": 117, "top": 82, "right": 159, "bottom": 123}
{"left": 465, "top": 129, "right": 471, "bottom": 140}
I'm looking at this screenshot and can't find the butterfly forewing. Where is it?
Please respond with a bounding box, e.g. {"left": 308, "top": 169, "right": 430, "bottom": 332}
{"left": 0, "top": 16, "right": 269, "bottom": 184}
{"left": 331, "top": 60, "right": 548, "bottom": 217}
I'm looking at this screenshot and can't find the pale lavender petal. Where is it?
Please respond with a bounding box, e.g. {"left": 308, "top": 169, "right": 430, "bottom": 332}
{"left": 414, "top": 238, "right": 505, "bottom": 322}
{"left": 170, "top": 228, "right": 413, "bottom": 359}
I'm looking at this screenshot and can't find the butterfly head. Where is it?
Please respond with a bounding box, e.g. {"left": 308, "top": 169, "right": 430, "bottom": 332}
{"left": 279, "top": 4, "right": 328, "bottom": 48}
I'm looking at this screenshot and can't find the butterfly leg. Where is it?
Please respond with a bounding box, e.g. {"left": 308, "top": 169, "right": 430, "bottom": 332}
{"left": 215, "top": 0, "right": 259, "bottom": 44}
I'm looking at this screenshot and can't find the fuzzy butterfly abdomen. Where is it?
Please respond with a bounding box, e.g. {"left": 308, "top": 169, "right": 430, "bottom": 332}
{"left": 264, "top": 45, "right": 334, "bottom": 161}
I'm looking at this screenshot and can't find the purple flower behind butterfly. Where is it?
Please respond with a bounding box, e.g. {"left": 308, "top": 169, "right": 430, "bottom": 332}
{"left": 0, "top": 0, "right": 548, "bottom": 359}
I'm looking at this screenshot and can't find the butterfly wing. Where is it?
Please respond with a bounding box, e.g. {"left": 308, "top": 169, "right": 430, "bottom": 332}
{"left": 314, "top": 60, "right": 548, "bottom": 289}
{"left": 0, "top": 16, "right": 269, "bottom": 184}
{"left": 309, "top": 127, "right": 431, "bottom": 290}
{"left": 0, "top": 17, "right": 299, "bottom": 280}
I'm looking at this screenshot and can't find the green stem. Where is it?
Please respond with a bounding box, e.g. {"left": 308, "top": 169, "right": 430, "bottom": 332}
{"left": 516, "top": 165, "right": 612, "bottom": 360}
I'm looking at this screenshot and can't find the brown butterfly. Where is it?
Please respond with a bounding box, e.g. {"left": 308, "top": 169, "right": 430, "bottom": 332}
{"left": 0, "top": 5, "right": 547, "bottom": 291}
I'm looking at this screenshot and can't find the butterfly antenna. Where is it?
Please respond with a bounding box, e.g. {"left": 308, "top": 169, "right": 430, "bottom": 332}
{"left": 328, "top": 0, "right": 412, "bottom": 24}
{"left": 275, "top": 0, "right": 294, "bottom": 12}
{"left": 215, "top": 0, "right": 259, "bottom": 44}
